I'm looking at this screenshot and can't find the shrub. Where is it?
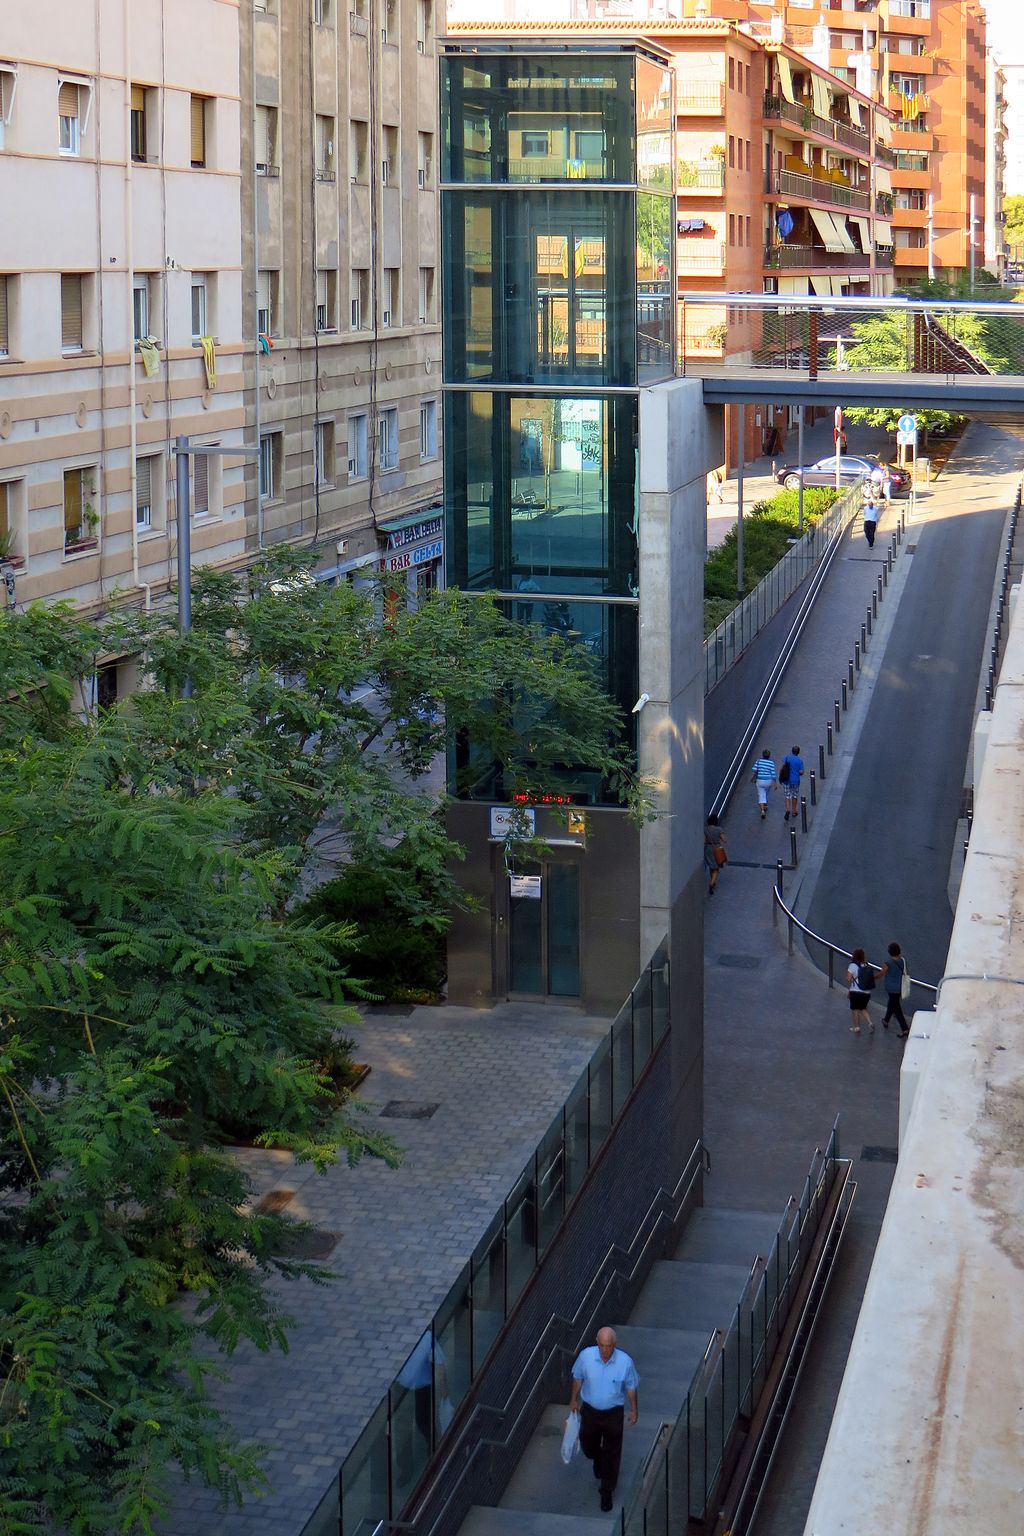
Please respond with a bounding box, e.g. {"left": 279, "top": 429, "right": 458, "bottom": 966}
{"left": 704, "top": 485, "right": 841, "bottom": 603}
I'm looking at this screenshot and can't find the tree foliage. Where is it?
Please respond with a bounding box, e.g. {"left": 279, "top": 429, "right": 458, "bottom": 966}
{"left": 0, "top": 552, "right": 647, "bottom": 1531}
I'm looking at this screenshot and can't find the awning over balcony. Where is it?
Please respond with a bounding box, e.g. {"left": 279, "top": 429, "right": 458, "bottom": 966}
{"left": 876, "top": 219, "right": 893, "bottom": 243}
{"left": 811, "top": 75, "right": 831, "bottom": 120}
{"left": 810, "top": 274, "right": 831, "bottom": 296}
{"left": 810, "top": 207, "right": 844, "bottom": 252}
{"left": 777, "top": 55, "right": 797, "bottom": 106}
{"left": 830, "top": 213, "right": 857, "bottom": 253}
{"left": 853, "top": 215, "right": 872, "bottom": 251}
{"left": 876, "top": 164, "right": 892, "bottom": 193}
{"left": 848, "top": 97, "right": 863, "bottom": 128}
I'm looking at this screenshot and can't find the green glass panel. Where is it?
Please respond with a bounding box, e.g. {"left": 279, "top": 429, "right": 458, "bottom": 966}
{"left": 546, "top": 863, "right": 580, "bottom": 997}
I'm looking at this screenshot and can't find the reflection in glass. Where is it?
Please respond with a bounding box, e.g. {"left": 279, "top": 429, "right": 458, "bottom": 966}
{"left": 564, "top": 1073, "right": 590, "bottom": 1199}
{"left": 340, "top": 1398, "right": 390, "bottom": 1536}
{"left": 390, "top": 1331, "right": 440, "bottom": 1514}
{"left": 589, "top": 1039, "right": 612, "bottom": 1157}
{"left": 611, "top": 1010, "right": 633, "bottom": 1119}
{"left": 505, "top": 1165, "right": 537, "bottom": 1308}
{"left": 547, "top": 863, "right": 581, "bottom": 996}
{"left": 636, "top": 192, "right": 674, "bottom": 382}
{"left": 536, "top": 1120, "right": 565, "bottom": 1255}
{"left": 471, "top": 1213, "right": 506, "bottom": 1373}
{"left": 435, "top": 1268, "right": 472, "bottom": 1418}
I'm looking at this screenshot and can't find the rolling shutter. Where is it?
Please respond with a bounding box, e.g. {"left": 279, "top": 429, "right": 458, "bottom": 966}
{"left": 194, "top": 451, "right": 209, "bottom": 514}
{"left": 0, "top": 275, "right": 8, "bottom": 354}
{"left": 190, "top": 95, "right": 206, "bottom": 165}
{"left": 61, "top": 273, "right": 83, "bottom": 349}
{"left": 58, "top": 81, "right": 79, "bottom": 119}
{"left": 131, "top": 84, "right": 145, "bottom": 112}
{"left": 135, "top": 455, "right": 152, "bottom": 514}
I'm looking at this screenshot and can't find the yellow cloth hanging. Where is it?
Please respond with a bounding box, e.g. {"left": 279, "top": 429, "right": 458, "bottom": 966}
{"left": 137, "top": 337, "right": 160, "bottom": 378}
{"left": 200, "top": 335, "right": 216, "bottom": 389}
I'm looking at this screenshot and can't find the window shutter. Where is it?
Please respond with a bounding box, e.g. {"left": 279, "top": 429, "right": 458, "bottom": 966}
{"left": 131, "top": 84, "right": 145, "bottom": 112}
{"left": 194, "top": 452, "right": 209, "bottom": 513}
{"left": 64, "top": 469, "right": 82, "bottom": 531}
{"left": 0, "top": 483, "right": 9, "bottom": 539}
{"left": 190, "top": 95, "right": 206, "bottom": 164}
{"left": 58, "top": 81, "right": 80, "bottom": 118}
{"left": 135, "top": 456, "right": 152, "bottom": 510}
{"left": 61, "top": 274, "right": 83, "bottom": 349}
{"left": 0, "top": 276, "right": 8, "bottom": 353}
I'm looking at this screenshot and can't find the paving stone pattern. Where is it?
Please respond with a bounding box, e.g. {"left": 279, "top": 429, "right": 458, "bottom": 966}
{"left": 161, "top": 1003, "right": 608, "bottom": 1536}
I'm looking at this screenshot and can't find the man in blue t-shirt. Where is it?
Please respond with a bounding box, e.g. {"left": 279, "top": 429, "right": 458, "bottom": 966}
{"left": 782, "top": 745, "right": 804, "bottom": 823}
{"left": 569, "top": 1326, "right": 639, "bottom": 1511}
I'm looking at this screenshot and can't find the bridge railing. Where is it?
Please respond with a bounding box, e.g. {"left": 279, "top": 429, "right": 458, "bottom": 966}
{"left": 678, "top": 292, "right": 1024, "bottom": 383}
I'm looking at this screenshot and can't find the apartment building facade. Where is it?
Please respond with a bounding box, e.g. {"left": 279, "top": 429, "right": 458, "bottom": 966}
{"left": 242, "top": 0, "right": 444, "bottom": 598}
{"left": 0, "top": 0, "right": 246, "bottom": 629}
{"left": 985, "top": 50, "right": 1008, "bottom": 278}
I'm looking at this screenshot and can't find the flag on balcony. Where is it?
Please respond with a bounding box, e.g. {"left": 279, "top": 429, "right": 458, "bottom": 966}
{"left": 900, "top": 88, "right": 921, "bottom": 122}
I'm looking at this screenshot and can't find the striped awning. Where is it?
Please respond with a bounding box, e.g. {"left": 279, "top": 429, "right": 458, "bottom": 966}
{"left": 810, "top": 274, "right": 831, "bottom": 296}
{"left": 810, "top": 207, "right": 844, "bottom": 252}
{"left": 829, "top": 214, "right": 857, "bottom": 254}
{"left": 777, "top": 55, "right": 797, "bottom": 106}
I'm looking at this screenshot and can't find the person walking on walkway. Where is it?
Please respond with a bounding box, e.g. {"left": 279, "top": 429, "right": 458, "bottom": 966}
{"left": 750, "top": 747, "right": 777, "bottom": 821}
{"left": 862, "top": 487, "right": 879, "bottom": 549}
{"left": 569, "top": 1326, "right": 639, "bottom": 1513}
{"left": 781, "top": 745, "right": 804, "bottom": 823}
{"left": 704, "top": 812, "right": 727, "bottom": 896}
{"left": 880, "top": 941, "right": 910, "bottom": 1039}
{"left": 846, "top": 947, "right": 877, "bottom": 1035}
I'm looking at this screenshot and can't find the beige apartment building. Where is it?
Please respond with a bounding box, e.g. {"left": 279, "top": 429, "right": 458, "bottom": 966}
{"left": 243, "top": 0, "right": 444, "bottom": 597}
{"left": 0, "top": 0, "right": 247, "bottom": 635}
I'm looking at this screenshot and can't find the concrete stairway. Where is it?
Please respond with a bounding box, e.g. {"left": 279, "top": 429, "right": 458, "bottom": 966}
{"left": 457, "top": 1206, "right": 781, "bottom": 1536}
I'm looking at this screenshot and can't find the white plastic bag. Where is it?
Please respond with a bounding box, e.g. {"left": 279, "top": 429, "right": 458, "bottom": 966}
{"left": 901, "top": 960, "right": 911, "bottom": 1001}
{"left": 560, "top": 1409, "right": 581, "bottom": 1465}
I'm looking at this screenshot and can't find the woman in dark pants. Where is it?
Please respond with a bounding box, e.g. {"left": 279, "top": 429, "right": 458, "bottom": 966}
{"left": 880, "top": 941, "right": 910, "bottom": 1038}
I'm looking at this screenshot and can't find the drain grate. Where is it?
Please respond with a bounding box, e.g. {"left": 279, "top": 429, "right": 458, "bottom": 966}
{"left": 285, "top": 1228, "right": 342, "bottom": 1260}
{"left": 861, "top": 1145, "right": 899, "bottom": 1164}
{"left": 381, "top": 1100, "right": 441, "bottom": 1120}
{"left": 906, "top": 543, "right": 918, "bottom": 553}
{"left": 717, "top": 954, "right": 762, "bottom": 970}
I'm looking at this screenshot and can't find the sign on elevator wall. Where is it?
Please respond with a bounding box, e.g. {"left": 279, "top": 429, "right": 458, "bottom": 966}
{"left": 509, "top": 875, "right": 542, "bottom": 900}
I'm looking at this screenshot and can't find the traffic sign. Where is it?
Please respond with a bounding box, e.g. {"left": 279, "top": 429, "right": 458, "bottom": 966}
{"left": 897, "top": 428, "right": 917, "bottom": 448}
{"left": 898, "top": 413, "right": 918, "bottom": 434}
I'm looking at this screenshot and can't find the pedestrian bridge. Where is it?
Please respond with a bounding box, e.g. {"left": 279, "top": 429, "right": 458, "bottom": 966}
{"left": 677, "top": 294, "right": 1024, "bottom": 426}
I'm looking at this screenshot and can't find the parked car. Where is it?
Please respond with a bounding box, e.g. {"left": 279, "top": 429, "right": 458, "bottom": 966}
{"left": 773, "top": 454, "right": 908, "bottom": 495}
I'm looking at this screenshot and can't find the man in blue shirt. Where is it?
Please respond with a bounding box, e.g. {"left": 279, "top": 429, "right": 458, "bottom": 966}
{"left": 569, "top": 1326, "right": 639, "bottom": 1511}
{"left": 782, "top": 745, "right": 805, "bottom": 823}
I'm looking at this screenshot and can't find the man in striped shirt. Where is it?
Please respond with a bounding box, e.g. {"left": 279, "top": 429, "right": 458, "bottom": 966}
{"left": 750, "top": 748, "right": 777, "bottom": 821}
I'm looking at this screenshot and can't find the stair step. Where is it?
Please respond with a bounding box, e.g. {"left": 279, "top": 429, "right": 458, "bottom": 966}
{"left": 673, "top": 1207, "right": 781, "bottom": 1267}
{"left": 612, "top": 1324, "right": 713, "bottom": 1409}
{"left": 462, "top": 1507, "right": 613, "bottom": 1536}
{"left": 498, "top": 1403, "right": 659, "bottom": 1520}
{"left": 629, "top": 1260, "right": 752, "bottom": 1335}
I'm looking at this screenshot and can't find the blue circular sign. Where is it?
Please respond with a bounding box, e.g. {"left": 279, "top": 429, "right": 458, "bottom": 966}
{"left": 898, "top": 413, "right": 918, "bottom": 434}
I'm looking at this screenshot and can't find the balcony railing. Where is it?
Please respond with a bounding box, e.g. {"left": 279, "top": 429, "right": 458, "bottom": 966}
{"left": 677, "top": 159, "right": 726, "bottom": 190}
{"left": 875, "top": 142, "right": 897, "bottom": 167}
{"left": 764, "top": 243, "right": 872, "bottom": 269}
{"left": 676, "top": 81, "right": 726, "bottom": 113}
{"left": 677, "top": 239, "right": 727, "bottom": 273}
{"left": 763, "top": 94, "right": 871, "bottom": 156}
{"left": 772, "top": 168, "right": 870, "bottom": 211}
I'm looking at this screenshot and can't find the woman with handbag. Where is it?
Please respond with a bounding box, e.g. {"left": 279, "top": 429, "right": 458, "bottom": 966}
{"left": 880, "top": 941, "right": 911, "bottom": 1038}
{"left": 704, "top": 813, "right": 728, "bottom": 897}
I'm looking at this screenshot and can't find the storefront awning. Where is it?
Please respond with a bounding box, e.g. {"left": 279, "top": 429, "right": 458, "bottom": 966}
{"left": 810, "top": 207, "right": 844, "bottom": 252}
{"left": 377, "top": 505, "right": 443, "bottom": 534}
{"left": 777, "top": 55, "right": 797, "bottom": 106}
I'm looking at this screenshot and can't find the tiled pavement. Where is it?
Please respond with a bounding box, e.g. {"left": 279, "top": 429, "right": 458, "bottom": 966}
{"left": 163, "top": 1004, "right": 608, "bottom": 1536}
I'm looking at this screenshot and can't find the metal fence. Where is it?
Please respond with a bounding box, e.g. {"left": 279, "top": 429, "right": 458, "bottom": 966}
{"left": 301, "top": 940, "right": 671, "bottom": 1536}
{"left": 617, "top": 1121, "right": 846, "bottom": 1534}
{"left": 771, "top": 881, "right": 937, "bottom": 998}
{"left": 704, "top": 480, "right": 863, "bottom": 693}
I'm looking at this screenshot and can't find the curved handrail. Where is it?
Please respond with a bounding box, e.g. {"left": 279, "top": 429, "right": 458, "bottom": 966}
{"left": 772, "top": 882, "right": 937, "bottom": 995}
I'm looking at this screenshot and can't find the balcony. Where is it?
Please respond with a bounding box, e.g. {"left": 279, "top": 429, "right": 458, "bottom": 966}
{"left": 763, "top": 95, "right": 871, "bottom": 156}
{"left": 875, "top": 143, "right": 897, "bottom": 167}
{"left": 764, "top": 243, "right": 873, "bottom": 270}
{"left": 677, "top": 239, "right": 726, "bottom": 274}
{"left": 772, "top": 169, "right": 870, "bottom": 212}
{"left": 876, "top": 191, "right": 894, "bottom": 215}
{"left": 676, "top": 82, "right": 726, "bottom": 114}
{"left": 677, "top": 159, "right": 726, "bottom": 192}
{"left": 892, "top": 205, "right": 928, "bottom": 227}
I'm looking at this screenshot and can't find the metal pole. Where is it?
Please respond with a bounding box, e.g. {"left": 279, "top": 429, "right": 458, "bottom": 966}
{"left": 854, "top": 639, "right": 861, "bottom": 672}
{"left": 810, "top": 767, "right": 818, "bottom": 803}
{"left": 969, "top": 192, "right": 976, "bottom": 292}
{"left": 797, "top": 411, "right": 805, "bottom": 533}
{"left": 818, "top": 743, "right": 825, "bottom": 780}
{"left": 800, "top": 795, "right": 808, "bottom": 833}
{"left": 789, "top": 826, "right": 798, "bottom": 866}
{"left": 841, "top": 678, "right": 848, "bottom": 711}
{"left": 927, "top": 193, "right": 935, "bottom": 282}
{"left": 827, "top": 720, "right": 834, "bottom": 755}
{"left": 861, "top": 621, "right": 867, "bottom": 654}
{"left": 175, "top": 436, "right": 193, "bottom": 699}
{"left": 737, "top": 404, "right": 746, "bottom": 596}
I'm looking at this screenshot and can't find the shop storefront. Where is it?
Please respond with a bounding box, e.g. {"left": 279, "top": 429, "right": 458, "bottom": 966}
{"left": 377, "top": 506, "right": 444, "bottom": 608}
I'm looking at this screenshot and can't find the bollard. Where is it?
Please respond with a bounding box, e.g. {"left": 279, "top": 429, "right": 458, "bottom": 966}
{"left": 800, "top": 795, "right": 808, "bottom": 834}
{"left": 866, "top": 604, "right": 873, "bottom": 638}
{"left": 861, "top": 621, "right": 867, "bottom": 654}
{"left": 882, "top": 558, "right": 888, "bottom": 587}
{"left": 877, "top": 574, "right": 883, "bottom": 604}
{"left": 985, "top": 682, "right": 993, "bottom": 711}
{"left": 827, "top": 720, "right": 834, "bottom": 755}
{"left": 854, "top": 639, "right": 861, "bottom": 672}
{"left": 834, "top": 698, "right": 841, "bottom": 732}
{"left": 790, "top": 826, "right": 798, "bottom": 866}
{"left": 872, "top": 588, "right": 878, "bottom": 620}
{"left": 841, "top": 678, "right": 848, "bottom": 711}
{"left": 776, "top": 858, "right": 784, "bottom": 899}
{"left": 848, "top": 659, "right": 855, "bottom": 691}
{"left": 810, "top": 768, "right": 818, "bottom": 805}
{"left": 964, "top": 839, "right": 969, "bottom": 862}
{"left": 818, "top": 743, "right": 826, "bottom": 780}
{"left": 967, "top": 808, "right": 973, "bottom": 839}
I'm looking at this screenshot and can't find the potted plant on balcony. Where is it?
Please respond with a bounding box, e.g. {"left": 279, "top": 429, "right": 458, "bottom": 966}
{"left": 707, "top": 144, "right": 726, "bottom": 162}
{"left": 66, "top": 501, "right": 100, "bottom": 555}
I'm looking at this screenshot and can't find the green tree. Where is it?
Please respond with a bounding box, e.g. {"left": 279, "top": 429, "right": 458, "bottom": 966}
{"left": 1003, "top": 193, "right": 1024, "bottom": 254}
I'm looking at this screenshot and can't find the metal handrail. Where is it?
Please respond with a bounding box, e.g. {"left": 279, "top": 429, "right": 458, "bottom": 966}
{"left": 771, "top": 882, "right": 937, "bottom": 994}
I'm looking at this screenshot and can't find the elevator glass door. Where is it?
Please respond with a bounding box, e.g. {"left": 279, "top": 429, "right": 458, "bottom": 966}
{"left": 508, "top": 862, "right": 581, "bottom": 998}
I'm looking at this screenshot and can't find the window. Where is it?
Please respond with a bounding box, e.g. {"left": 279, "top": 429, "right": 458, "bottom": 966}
{"left": 190, "top": 94, "right": 208, "bottom": 167}
{"left": 522, "top": 131, "right": 548, "bottom": 158}
{"left": 61, "top": 273, "right": 84, "bottom": 351}
{"left": 255, "top": 105, "right": 278, "bottom": 172}
{"left": 58, "top": 80, "right": 85, "bottom": 155}
{"left": 316, "top": 268, "right": 337, "bottom": 332}
{"left": 132, "top": 275, "right": 150, "bottom": 342}
{"left": 0, "top": 480, "right": 20, "bottom": 559}
{"left": 63, "top": 466, "right": 97, "bottom": 551}
{"left": 382, "top": 124, "right": 397, "bottom": 185}
{"left": 383, "top": 268, "right": 399, "bottom": 327}
{"left": 257, "top": 269, "right": 279, "bottom": 337}
{"left": 417, "top": 132, "right": 433, "bottom": 187}
{"left": 130, "top": 85, "right": 149, "bottom": 161}
{"left": 194, "top": 449, "right": 209, "bottom": 515}
{"left": 728, "top": 58, "right": 734, "bottom": 90}
{"left": 728, "top": 214, "right": 735, "bottom": 246}
{"left": 259, "top": 432, "right": 282, "bottom": 501}
{"left": 382, "top": 0, "right": 395, "bottom": 44}
{"left": 316, "top": 114, "right": 335, "bottom": 178}
{"left": 0, "top": 274, "right": 9, "bottom": 357}
{"left": 347, "top": 413, "right": 368, "bottom": 479}
{"left": 745, "top": 63, "right": 750, "bottom": 93}
{"left": 745, "top": 215, "right": 751, "bottom": 246}
{"left": 314, "top": 419, "right": 335, "bottom": 486}
{"left": 417, "top": 0, "right": 431, "bottom": 52}
{"left": 191, "top": 275, "right": 208, "bottom": 341}
{"left": 351, "top": 268, "right": 369, "bottom": 329}
{"left": 419, "top": 399, "right": 437, "bottom": 461}
{"left": 135, "top": 454, "right": 156, "bottom": 529}
{"left": 418, "top": 266, "right": 434, "bottom": 323}
{"left": 378, "top": 407, "right": 399, "bottom": 472}
{"left": 350, "top": 119, "right": 368, "bottom": 181}
{"left": 313, "top": 0, "right": 331, "bottom": 22}
{"left": 728, "top": 136, "right": 735, "bottom": 169}
{"left": 0, "top": 68, "right": 16, "bottom": 151}
{"left": 745, "top": 140, "right": 751, "bottom": 172}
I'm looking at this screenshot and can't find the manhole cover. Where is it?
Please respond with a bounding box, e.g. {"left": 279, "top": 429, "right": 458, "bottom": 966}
{"left": 717, "top": 954, "right": 762, "bottom": 970}
{"left": 285, "top": 1228, "right": 342, "bottom": 1260}
{"left": 860, "top": 1145, "right": 898, "bottom": 1164}
{"left": 381, "top": 1100, "right": 441, "bottom": 1120}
